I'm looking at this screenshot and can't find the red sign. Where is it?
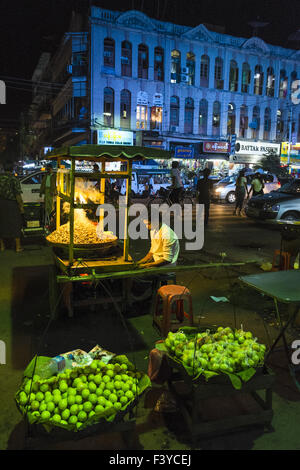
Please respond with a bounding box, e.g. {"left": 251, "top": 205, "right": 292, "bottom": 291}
{"left": 203, "top": 141, "right": 229, "bottom": 153}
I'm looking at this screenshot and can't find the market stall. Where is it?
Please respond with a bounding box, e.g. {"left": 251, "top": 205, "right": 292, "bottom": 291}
{"left": 45, "top": 144, "right": 172, "bottom": 317}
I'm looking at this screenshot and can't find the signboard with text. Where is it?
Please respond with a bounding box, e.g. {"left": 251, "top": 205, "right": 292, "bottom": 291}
{"left": 174, "top": 147, "right": 194, "bottom": 159}
{"left": 203, "top": 141, "right": 229, "bottom": 153}
{"left": 234, "top": 140, "right": 280, "bottom": 156}
{"left": 97, "top": 129, "right": 133, "bottom": 146}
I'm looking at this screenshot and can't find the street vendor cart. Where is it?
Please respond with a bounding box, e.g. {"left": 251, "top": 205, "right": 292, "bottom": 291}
{"left": 45, "top": 144, "right": 172, "bottom": 317}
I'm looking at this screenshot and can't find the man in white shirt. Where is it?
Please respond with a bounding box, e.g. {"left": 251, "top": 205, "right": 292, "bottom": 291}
{"left": 137, "top": 213, "right": 180, "bottom": 268}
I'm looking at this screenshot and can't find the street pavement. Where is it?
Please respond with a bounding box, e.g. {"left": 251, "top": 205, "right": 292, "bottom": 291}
{"left": 1, "top": 202, "right": 300, "bottom": 450}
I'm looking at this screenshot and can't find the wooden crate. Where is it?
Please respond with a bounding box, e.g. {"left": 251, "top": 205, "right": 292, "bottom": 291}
{"left": 167, "top": 357, "right": 275, "bottom": 444}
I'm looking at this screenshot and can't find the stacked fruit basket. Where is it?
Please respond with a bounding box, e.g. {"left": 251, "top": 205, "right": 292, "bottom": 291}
{"left": 15, "top": 347, "right": 151, "bottom": 434}
{"left": 156, "top": 326, "right": 267, "bottom": 390}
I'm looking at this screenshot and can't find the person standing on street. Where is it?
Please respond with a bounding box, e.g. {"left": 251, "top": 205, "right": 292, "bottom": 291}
{"left": 0, "top": 160, "right": 24, "bottom": 252}
{"left": 40, "top": 164, "right": 56, "bottom": 224}
{"left": 249, "top": 172, "right": 264, "bottom": 197}
{"left": 197, "top": 168, "right": 213, "bottom": 226}
{"left": 234, "top": 169, "right": 249, "bottom": 216}
{"left": 170, "top": 161, "right": 183, "bottom": 203}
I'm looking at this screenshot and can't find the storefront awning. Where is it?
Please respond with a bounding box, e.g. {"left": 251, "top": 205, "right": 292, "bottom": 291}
{"left": 198, "top": 154, "right": 229, "bottom": 161}
{"left": 46, "top": 144, "right": 172, "bottom": 161}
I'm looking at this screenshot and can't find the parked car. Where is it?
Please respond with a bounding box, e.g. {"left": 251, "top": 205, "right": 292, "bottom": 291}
{"left": 211, "top": 172, "right": 280, "bottom": 204}
{"left": 245, "top": 179, "right": 300, "bottom": 223}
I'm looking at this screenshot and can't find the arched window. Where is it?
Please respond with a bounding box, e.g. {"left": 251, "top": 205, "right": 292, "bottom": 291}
{"left": 263, "top": 107, "right": 272, "bottom": 140}
{"left": 154, "top": 47, "right": 164, "bottom": 81}
{"left": 103, "top": 87, "right": 114, "bottom": 127}
{"left": 121, "top": 41, "right": 132, "bottom": 77}
{"left": 266, "top": 67, "right": 275, "bottom": 97}
{"left": 138, "top": 44, "right": 148, "bottom": 79}
{"left": 276, "top": 109, "right": 284, "bottom": 139}
{"left": 120, "top": 89, "right": 131, "bottom": 129}
{"left": 186, "top": 52, "right": 195, "bottom": 86}
{"left": 279, "top": 70, "right": 288, "bottom": 98}
{"left": 200, "top": 55, "right": 210, "bottom": 87}
{"left": 291, "top": 70, "right": 298, "bottom": 93}
{"left": 170, "top": 96, "right": 179, "bottom": 128}
{"left": 214, "top": 57, "right": 223, "bottom": 89}
{"left": 171, "top": 50, "right": 181, "bottom": 83}
{"left": 242, "top": 63, "right": 251, "bottom": 93}
{"left": 239, "top": 105, "right": 248, "bottom": 138}
{"left": 229, "top": 60, "right": 238, "bottom": 92}
{"left": 212, "top": 101, "right": 220, "bottom": 136}
{"left": 103, "top": 38, "right": 115, "bottom": 68}
{"left": 199, "top": 99, "right": 208, "bottom": 135}
{"left": 184, "top": 97, "right": 194, "bottom": 134}
{"left": 251, "top": 106, "right": 260, "bottom": 139}
{"left": 227, "top": 103, "right": 236, "bottom": 135}
{"left": 298, "top": 114, "right": 300, "bottom": 142}
{"left": 254, "top": 65, "right": 264, "bottom": 95}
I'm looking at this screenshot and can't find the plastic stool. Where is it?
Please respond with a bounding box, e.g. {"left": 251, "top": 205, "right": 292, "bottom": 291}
{"left": 271, "top": 250, "right": 291, "bottom": 271}
{"left": 153, "top": 285, "right": 193, "bottom": 337}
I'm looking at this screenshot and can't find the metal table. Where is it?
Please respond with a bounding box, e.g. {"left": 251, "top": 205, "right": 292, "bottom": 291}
{"left": 239, "top": 270, "right": 300, "bottom": 366}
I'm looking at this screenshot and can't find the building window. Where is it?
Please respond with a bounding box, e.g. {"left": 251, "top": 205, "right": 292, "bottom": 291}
{"left": 171, "top": 50, "right": 181, "bottom": 83}
{"left": 279, "top": 70, "right": 288, "bottom": 98}
{"left": 199, "top": 99, "right": 208, "bottom": 135}
{"left": 254, "top": 65, "right": 264, "bottom": 95}
{"left": 184, "top": 97, "right": 194, "bottom": 134}
{"left": 298, "top": 115, "right": 300, "bottom": 142}
{"left": 212, "top": 101, "right": 220, "bottom": 136}
{"left": 103, "top": 38, "right": 115, "bottom": 69}
{"left": 154, "top": 47, "right": 164, "bottom": 81}
{"left": 291, "top": 70, "right": 298, "bottom": 93}
{"left": 229, "top": 60, "right": 239, "bottom": 92}
{"left": 138, "top": 44, "right": 148, "bottom": 79}
{"left": 103, "top": 87, "right": 114, "bottom": 127}
{"left": 276, "top": 109, "right": 284, "bottom": 140}
{"left": 136, "top": 105, "right": 147, "bottom": 129}
{"left": 239, "top": 105, "right": 248, "bottom": 138}
{"left": 241, "top": 63, "right": 251, "bottom": 93}
{"left": 214, "top": 57, "right": 223, "bottom": 89}
{"left": 263, "top": 107, "right": 271, "bottom": 140}
{"left": 266, "top": 67, "right": 275, "bottom": 97}
{"left": 227, "top": 103, "right": 236, "bottom": 135}
{"left": 120, "top": 89, "right": 131, "bottom": 129}
{"left": 200, "top": 54, "right": 209, "bottom": 87}
{"left": 121, "top": 41, "right": 132, "bottom": 77}
{"left": 170, "top": 96, "right": 179, "bottom": 128}
{"left": 186, "top": 52, "right": 195, "bottom": 86}
{"left": 251, "top": 106, "right": 260, "bottom": 139}
{"left": 150, "top": 106, "right": 163, "bottom": 130}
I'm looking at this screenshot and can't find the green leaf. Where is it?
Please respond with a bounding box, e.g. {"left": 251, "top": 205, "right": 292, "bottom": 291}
{"left": 155, "top": 342, "right": 168, "bottom": 352}
{"left": 236, "top": 367, "right": 256, "bottom": 383}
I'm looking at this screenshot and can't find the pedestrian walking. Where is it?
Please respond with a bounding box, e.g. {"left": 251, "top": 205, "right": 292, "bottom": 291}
{"left": 197, "top": 168, "right": 213, "bottom": 226}
{"left": 233, "top": 169, "right": 249, "bottom": 216}
{"left": 0, "top": 160, "right": 24, "bottom": 252}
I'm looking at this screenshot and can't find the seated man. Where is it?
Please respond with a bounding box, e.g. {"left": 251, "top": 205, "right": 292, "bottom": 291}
{"left": 137, "top": 212, "right": 179, "bottom": 268}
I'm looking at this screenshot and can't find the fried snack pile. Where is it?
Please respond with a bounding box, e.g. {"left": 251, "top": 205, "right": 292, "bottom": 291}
{"left": 47, "top": 222, "right": 117, "bottom": 246}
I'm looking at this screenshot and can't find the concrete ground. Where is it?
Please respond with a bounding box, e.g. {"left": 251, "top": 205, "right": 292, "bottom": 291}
{"left": 1, "top": 203, "right": 300, "bottom": 450}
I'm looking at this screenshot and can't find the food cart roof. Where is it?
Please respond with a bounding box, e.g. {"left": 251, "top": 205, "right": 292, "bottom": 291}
{"left": 46, "top": 145, "right": 171, "bottom": 161}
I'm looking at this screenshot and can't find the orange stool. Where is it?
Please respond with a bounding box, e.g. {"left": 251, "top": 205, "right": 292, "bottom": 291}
{"left": 153, "top": 285, "right": 193, "bottom": 337}
{"left": 271, "top": 250, "right": 291, "bottom": 271}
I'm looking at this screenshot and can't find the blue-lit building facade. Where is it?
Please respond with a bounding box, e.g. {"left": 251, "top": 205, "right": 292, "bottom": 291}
{"left": 89, "top": 6, "right": 300, "bottom": 172}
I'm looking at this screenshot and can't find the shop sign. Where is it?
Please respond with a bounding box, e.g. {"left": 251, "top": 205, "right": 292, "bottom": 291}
{"left": 137, "top": 91, "right": 148, "bottom": 105}
{"left": 234, "top": 140, "right": 280, "bottom": 156}
{"left": 229, "top": 154, "right": 264, "bottom": 164}
{"left": 97, "top": 129, "right": 133, "bottom": 146}
{"left": 280, "top": 141, "right": 300, "bottom": 164}
{"left": 175, "top": 147, "right": 194, "bottom": 159}
{"left": 153, "top": 93, "right": 163, "bottom": 107}
{"left": 203, "top": 141, "right": 229, "bottom": 154}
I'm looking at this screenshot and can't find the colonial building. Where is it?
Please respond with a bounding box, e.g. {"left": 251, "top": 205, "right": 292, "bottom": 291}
{"left": 27, "top": 6, "right": 300, "bottom": 169}
{"left": 90, "top": 7, "right": 300, "bottom": 161}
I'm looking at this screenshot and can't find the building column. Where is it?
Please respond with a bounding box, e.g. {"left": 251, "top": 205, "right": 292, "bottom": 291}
{"left": 114, "top": 87, "right": 120, "bottom": 129}
{"left": 207, "top": 99, "right": 213, "bottom": 137}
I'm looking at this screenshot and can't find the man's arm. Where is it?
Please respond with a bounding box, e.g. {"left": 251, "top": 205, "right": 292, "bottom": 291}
{"left": 137, "top": 251, "right": 153, "bottom": 265}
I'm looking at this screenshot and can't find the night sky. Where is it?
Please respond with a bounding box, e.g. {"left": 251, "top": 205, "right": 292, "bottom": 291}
{"left": 0, "top": 0, "right": 299, "bottom": 131}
